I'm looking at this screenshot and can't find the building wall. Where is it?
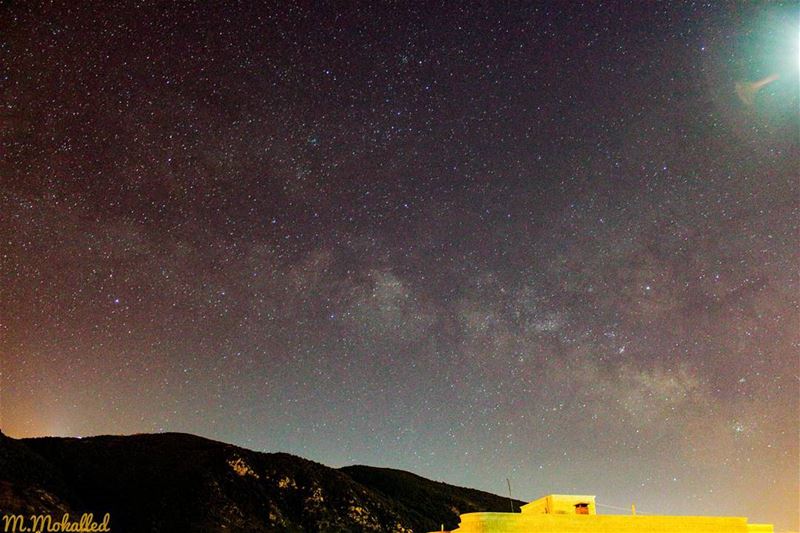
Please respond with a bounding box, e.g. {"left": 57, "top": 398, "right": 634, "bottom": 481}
{"left": 453, "top": 512, "right": 773, "bottom": 533}
{"left": 521, "top": 494, "right": 597, "bottom": 515}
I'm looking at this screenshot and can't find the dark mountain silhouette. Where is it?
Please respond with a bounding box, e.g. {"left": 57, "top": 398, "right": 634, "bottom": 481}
{"left": 342, "top": 465, "right": 523, "bottom": 529}
{"left": 0, "top": 431, "right": 523, "bottom": 532}
{"left": 0, "top": 430, "right": 77, "bottom": 517}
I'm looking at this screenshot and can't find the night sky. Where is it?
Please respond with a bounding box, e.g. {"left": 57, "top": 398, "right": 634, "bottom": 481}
{"left": 2, "top": 1, "right": 798, "bottom": 530}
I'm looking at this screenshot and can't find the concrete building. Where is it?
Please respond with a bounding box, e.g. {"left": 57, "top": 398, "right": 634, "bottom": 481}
{"left": 433, "top": 494, "right": 773, "bottom": 533}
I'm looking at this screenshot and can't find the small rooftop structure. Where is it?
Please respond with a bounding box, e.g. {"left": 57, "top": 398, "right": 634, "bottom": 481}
{"left": 431, "top": 494, "right": 773, "bottom": 533}
{"left": 520, "top": 494, "right": 597, "bottom": 515}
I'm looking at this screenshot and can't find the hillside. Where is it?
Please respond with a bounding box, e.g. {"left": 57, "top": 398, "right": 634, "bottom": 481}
{"left": 0, "top": 431, "right": 519, "bottom": 532}
{"left": 342, "top": 465, "right": 524, "bottom": 530}
{"left": 0, "top": 430, "right": 77, "bottom": 517}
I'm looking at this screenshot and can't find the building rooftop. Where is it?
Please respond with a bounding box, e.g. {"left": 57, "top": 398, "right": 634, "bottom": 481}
{"left": 430, "top": 494, "right": 773, "bottom": 533}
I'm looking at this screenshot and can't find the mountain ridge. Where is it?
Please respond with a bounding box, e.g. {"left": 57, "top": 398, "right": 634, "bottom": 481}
{"left": 0, "top": 430, "right": 523, "bottom": 532}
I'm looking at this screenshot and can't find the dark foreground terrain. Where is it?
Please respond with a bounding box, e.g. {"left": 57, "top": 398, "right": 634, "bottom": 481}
{"left": 0, "top": 431, "right": 521, "bottom": 532}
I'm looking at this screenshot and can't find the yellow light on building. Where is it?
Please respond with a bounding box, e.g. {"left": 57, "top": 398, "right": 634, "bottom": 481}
{"left": 431, "top": 494, "right": 773, "bottom": 533}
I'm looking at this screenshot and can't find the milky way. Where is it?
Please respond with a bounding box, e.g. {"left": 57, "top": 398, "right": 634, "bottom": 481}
{"left": 2, "top": 2, "right": 798, "bottom": 530}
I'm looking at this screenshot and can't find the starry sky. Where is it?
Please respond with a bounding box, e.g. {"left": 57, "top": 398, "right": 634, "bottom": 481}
{"left": 2, "top": 1, "right": 798, "bottom": 530}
